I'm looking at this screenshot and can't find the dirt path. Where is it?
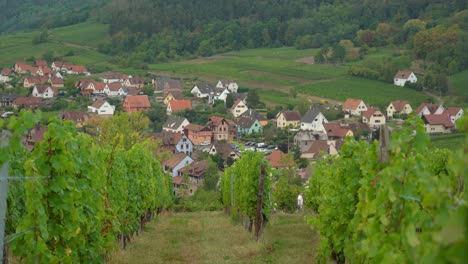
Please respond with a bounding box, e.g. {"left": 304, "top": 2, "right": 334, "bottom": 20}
{"left": 111, "top": 211, "right": 318, "bottom": 264}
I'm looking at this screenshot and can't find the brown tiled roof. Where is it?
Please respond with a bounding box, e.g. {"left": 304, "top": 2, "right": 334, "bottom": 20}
{"left": 15, "top": 62, "right": 33, "bottom": 72}
{"left": 62, "top": 111, "right": 90, "bottom": 123}
{"left": 265, "top": 150, "right": 293, "bottom": 168}
{"left": 444, "top": 107, "right": 462, "bottom": 116}
{"left": 324, "top": 122, "right": 351, "bottom": 138}
{"left": 213, "top": 143, "right": 236, "bottom": 160}
{"left": 342, "top": 98, "right": 363, "bottom": 110}
{"left": 390, "top": 100, "right": 410, "bottom": 112}
{"left": 209, "top": 116, "right": 225, "bottom": 126}
{"left": 241, "top": 109, "right": 267, "bottom": 121}
{"left": 155, "top": 131, "right": 184, "bottom": 146}
{"left": 423, "top": 114, "right": 454, "bottom": 128}
{"left": 129, "top": 77, "right": 145, "bottom": 85}
{"left": 278, "top": 111, "right": 301, "bottom": 121}
{"left": 27, "top": 126, "right": 46, "bottom": 143}
{"left": 25, "top": 76, "right": 49, "bottom": 84}
{"left": 165, "top": 90, "right": 184, "bottom": 100}
{"left": 91, "top": 99, "right": 107, "bottom": 109}
{"left": 178, "top": 160, "right": 209, "bottom": 178}
{"left": 185, "top": 123, "right": 206, "bottom": 132}
{"left": 34, "top": 85, "right": 57, "bottom": 95}
{"left": 94, "top": 82, "right": 106, "bottom": 91}
{"left": 237, "top": 116, "right": 257, "bottom": 129}
{"left": 166, "top": 79, "right": 182, "bottom": 89}
{"left": 415, "top": 103, "right": 441, "bottom": 115}
{"left": 394, "top": 70, "right": 413, "bottom": 79}
{"left": 169, "top": 100, "right": 192, "bottom": 112}
{"left": 14, "top": 97, "right": 42, "bottom": 105}
{"left": 230, "top": 99, "right": 243, "bottom": 110}
{"left": 124, "top": 95, "right": 151, "bottom": 108}
{"left": 127, "top": 88, "right": 142, "bottom": 95}
{"left": 164, "top": 153, "right": 189, "bottom": 169}
{"left": 306, "top": 140, "right": 330, "bottom": 157}
{"left": 49, "top": 77, "right": 63, "bottom": 85}
{"left": 107, "top": 82, "right": 122, "bottom": 91}
{"left": 347, "top": 122, "right": 371, "bottom": 134}
{"left": 52, "top": 61, "right": 65, "bottom": 68}
{"left": 362, "top": 108, "right": 378, "bottom": 119}
{"left": 70, "top": 65, "right": 88, "bottom": 73}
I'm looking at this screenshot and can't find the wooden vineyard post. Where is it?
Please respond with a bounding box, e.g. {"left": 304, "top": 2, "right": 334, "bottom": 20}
{"left": 254, "top": 163, "right": 266, "bottom": 241}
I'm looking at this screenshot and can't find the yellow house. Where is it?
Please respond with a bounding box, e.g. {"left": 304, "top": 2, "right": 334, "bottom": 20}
{"left": 163, "top": 90, "right": 184, "bottom": 105}
{"left": 276, "top": 110, "right": 301, "bottom": 129}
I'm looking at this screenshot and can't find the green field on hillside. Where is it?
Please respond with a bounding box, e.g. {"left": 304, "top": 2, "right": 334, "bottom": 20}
{"left": 449, "top": 70, "right": 468, "bottom": 97}
{"left": 295, "top": 77, "right": 430, "bottom": 107}
{"left": 111, "top": 211, "right": 317, "bottom": 264}
{"left": 430, "top": 133, "right": 465, "bottom": 150}
{"left": 224, "top": 47, "right": 319, "bottom": 60}
{"left": 48, "top": 21, "right": 109, "bottom": 47}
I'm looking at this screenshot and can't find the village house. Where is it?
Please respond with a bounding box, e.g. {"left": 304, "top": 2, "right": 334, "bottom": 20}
{"left": 301, "top": 140, "right": 342, "bottom": 160}
{"left": 265, "top": 150, "right": 295, "bottom": 169}
{"left": 32, "top": 66, "right": 52, "bottom": 76}
{"left": 125, "top": 88, "right": 143, "bottom": 96}
{"left": 422, "top": 114, "right": 454, "bottom": 134}
{"left": 323, "top": 122, "right": 354, "bottom": 140}
{"left": 34, "top": 60, "right": 47, "bottom": 67}
{"left": 276, "top": 110, "right": 301, "bottom": 129}
{"left": 415, "top": 103, "right": 444, "bottom": 117}
{"left": 49, "top": 77, "right": 64, "bottom": 88}
{"left": 24, "top": 126, "right": 47, "bottom": 151}
{"left": 237, "top": 116, "right": 262, "bottom": 135}
{"left": 163, "top": 152, "right": 194, "bottom": 177}
{"left": 294, "top": 131, "right": 328, "bottom": 153}
{"left": 163, "top": 115, "right": 190, "bottom": 134}
{"left": 230, "top": 99, "right": 249, "bottom": 118}
{"left": 123, "top": 95, "right": 151, "bottom": 113}
{"left": 51, "top": 61, "right": 66, "bottom": 72}
{"left": 64, "top": 65, "right": 90, "bottom": 75}
{"left": 61, "top": 112, "right": 90, "bottom": 128}
{"left": 0, "top": 93, "right": 18, "bottom": 107}
{"left": 32, "top": 85, "right": 57, "bottom": 98}
{"left": 347, "top": 122, "right": 372, "bottom": 139}
{"left": 394, "top": 70, "right": 417, "bottom": 86}
{"left": 178, "top": 160, "right": 208, "bottom": 186}
{"left": 13, "top": 97, "right": 43, "bottom": 110}
{"left": 207, "top": 116, "right": 232, "bottom": 141}
{"left": 163, "top": 90, "right": 184, "bottom": 105}
{"left": 190, "top": 83, "right": 214, "bottom": 98}
{"left": 362, "top": 108, "right": 386, "bottom": 127}
{"left": 167, "top": 100, "right": 192, "bottom": 115}
{"left": 216, "top": 80, "right": 238, "bottom": 93}
{"left": 14, "top": 61, "right": 33, "bottom": 74}
{"left": 155, "top": 131, "right": 194, "bottom": 156}
{"left": 184, "top": 124, "right": 213, "bottom": 145}
{"left": 101, "top": 72, "right": 130, "bottom": 83}
{"left": 88, "top": 99, "right": 115, "bottom": 115}
{"left": 342, "top": 98, "right": 367, "bottom": 116}
{"left": 23, "top": 76, "right": 49, "bottom": 88}
{"left": 208, "top": 87, "right": 230, "bottom": 104}
{"left": 386, "top": 100, "right": 412, "bottom": 119}
{"left": 209, "top": 143, "right": 240, "bottom": 162}
{"left": 103, "top": 83, "right": 126, "bottom": 97}
{"left": 0, "top": 68, "right": 13, "bottom": 83}
{"left": 163, "top": 79, "right": 182, "bottom": 91}
{"left": 124, "top": 77, "right": 145, "bottom": 88}
{"left": 300, "top": 108, "right": 328, "bottom": 133}
{"left": 443, "top": 107, "right": 464, "bottom": 126}
{"left": 241, "top": 109, "right": 268, "bottom": 126}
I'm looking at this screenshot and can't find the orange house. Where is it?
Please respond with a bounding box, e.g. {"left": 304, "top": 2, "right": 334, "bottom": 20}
{"left": 123, "top": 95, "right": 151, "bottom": 113}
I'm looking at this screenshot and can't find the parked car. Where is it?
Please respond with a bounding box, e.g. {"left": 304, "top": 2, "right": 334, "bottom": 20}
{"left": 256, "top": 142, "right": 266, "bottom": 148}
{"left": 267, "top": 145, "right": 276, "bottom": 149}
{"left": 1, "top": 112, "right": 14, "bottom": 118}
{"left": 200, "top": 141, "right": 211, "bottom": 146}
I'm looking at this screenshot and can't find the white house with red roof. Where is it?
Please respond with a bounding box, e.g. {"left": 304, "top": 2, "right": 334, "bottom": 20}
{"left": 88, "top": 99, "right": 115, "bottom": 115}
{"left": 342, "top": 98, "right": 367, "bottom": 116}
{"left": 422, "top": 114, "right": 454, "bottom": 134}
{"left": 394, "top": 70, "right": 417, "bottom": 86}
{"left": 386, "top": 100, "right": 412, "bottom": 118}
{"left": 216, "top": 80, "right": 238, "bottom": 93}
{"left": 443, "top": 107, "right": 464, "bottom": 125}
{"left": 415, "top": 103, "right": 444, "bottom": 117}
{"left": 103, "top": 83, "right": 126, "bottom": 97}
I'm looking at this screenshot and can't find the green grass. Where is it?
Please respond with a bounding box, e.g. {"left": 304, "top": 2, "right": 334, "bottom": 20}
{"left": 295, "top": 76, "right": 430, "bottom": 107}
{"left": 111, "top": 211, "right": 317, "bottom": 264}
{"left": 48, "top": 21, "right": 109, "bottom": 47}
{"left": 449, "top": 70, "right": 468, "bottom": 97}
{"left": 224, "top": 47, "right": 319, "bottom": 60}
{"left": 430, "top": 133, "right": 465, "bottom": 150}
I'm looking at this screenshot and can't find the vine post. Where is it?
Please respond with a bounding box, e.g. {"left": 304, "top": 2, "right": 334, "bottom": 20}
{"left": 254, "top": 163, "right": 266, "bottom": 241}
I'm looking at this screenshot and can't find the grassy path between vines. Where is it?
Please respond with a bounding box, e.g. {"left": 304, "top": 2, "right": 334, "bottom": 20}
{"left": 111, "top": 211, "right": 318, "bottom": 264}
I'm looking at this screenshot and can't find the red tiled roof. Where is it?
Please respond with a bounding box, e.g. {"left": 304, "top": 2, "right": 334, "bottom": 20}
{"left": 306, "top": 140, "right": 330, "bottom": 157}
{"left": 62, "top": 112, "right": 90, "bottom": 123}
{"left": 390, "top": 100, "right": 410, "bottom": 112}
{"left": 185, "top": 123, "right": 205, "bottom": 131}
{"left": 323, "top": 122, "right": 351, "bottom": 138}
{"left": 394, "top": 70, "right": 413, "bottom": 79}
{"left": 34, "top": 85, "right": 57, "bottom": 94}
{"left": 265, "top": 150, "right": 293, "bottom": 168}
{"left": 127, "top": 89, "right": 142, "bottom": 96}
{"left": 70, "top": 65, "right": 88, "bottom": 73}
{"left": 15, "top": 62, "right": 33, "bottom": 72}
{"left": 209, "top": 116, "right": 224, "bottom": 126}
{"left": 107, "top": 82, "right": 122, "bottom": 91}
{"left": 25, "top": 76, "right": 49, "bottom": 84}
{"left": 50, "top": 77, "right": 63, "bottom": 85}
{"left": 124, "top": 95, "right": 151, "bottom": 108}
{"left": 94, "top": 82, "right": 106, "bottom": 91}
{"left": 362, "top": 108, "right": 377, "bottom": 119}
{"left": 444, "top": 107, "right": 462, "bottom": 116}
{"left": 416, "top": 103, "right": 441, "bottom": 115}
{"left": 35, "top": 60, "right": 47, "bottom": 67}
{"left": 342, "top": 98, "right": 363, "bottom": 110}
{"left": 1, "top": 68, "right": 12, "bottom": 75}
{"left": 14, "top": 97, "right": 42, "bottom": 105}
{"left": 178, "top": 160, "right": 209, "bottom": 178}
{"left": 169, "top": 100, "right": 192, "bottom": 112}
{"left": 423, "top": 114, "right": 454, "bottom": 128}
{"left": 173, "top": 176, "right": 184, "bottom": 185}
